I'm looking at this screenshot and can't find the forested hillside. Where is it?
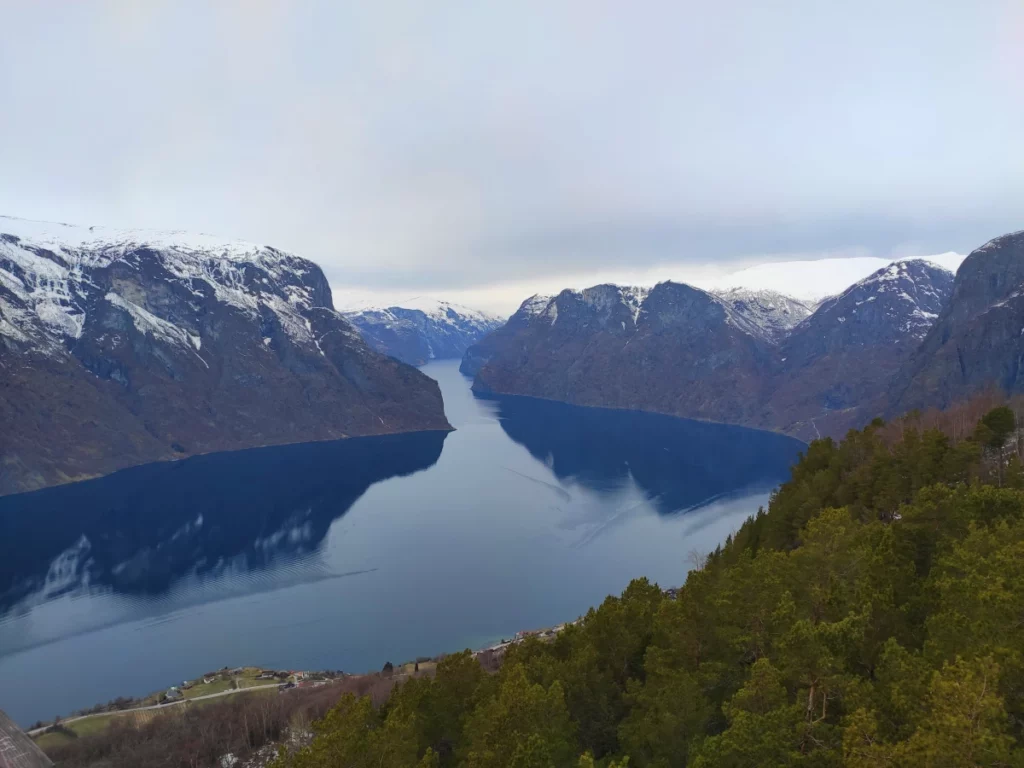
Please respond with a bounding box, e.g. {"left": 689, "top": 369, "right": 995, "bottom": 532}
{"left": 275, "top": 396, "right": 1024, "bottom": 767}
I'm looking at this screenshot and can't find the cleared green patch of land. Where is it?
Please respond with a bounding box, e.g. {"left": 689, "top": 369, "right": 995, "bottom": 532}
{"left": 182, "top": 678, "right": 235, "bottom": 699}
{"left": 33, "top": 714, "right": 117, "bottom": 750}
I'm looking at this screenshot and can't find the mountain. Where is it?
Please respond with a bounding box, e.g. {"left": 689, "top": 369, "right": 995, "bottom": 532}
{"left": 892, "top": 231, "right": 1024, "bottom": 412}
{"left": 715, "top": 288, "right": 812, "bottom": 343}
{"left": 711, "top": 252, "right": 965, "bottom": 302}
{"left": 341, "top": 298, "right": 503, "bottom": 366}
{"left": 0, "top": 216, "right": 450, "bottom": 496}
{"left": 762, "top": 259, "right": 954, "bottom": 439}
{"left": 465, "top": 261, "right": 956, "bottom": 439}
{"left": 460, "top": 294, "right": 552, "bottom": 377}
{"left": 470, "top": 282, "right": 776, "bottom": 427}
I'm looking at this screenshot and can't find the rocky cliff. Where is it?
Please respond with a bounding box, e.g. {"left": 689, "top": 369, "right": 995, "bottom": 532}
{"left": 891, "top": 231, "right": 1024, "bottom": 412}
{"left": 0, "top": 216, "right": 450, "bottom": 495}
{"left": 460, "top": 294, "right": 552, "bottom": 377}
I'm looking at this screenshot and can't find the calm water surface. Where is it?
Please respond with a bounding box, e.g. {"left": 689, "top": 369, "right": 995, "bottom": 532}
{"left": 0, "top": 361, "right": 804, "bottom": 725}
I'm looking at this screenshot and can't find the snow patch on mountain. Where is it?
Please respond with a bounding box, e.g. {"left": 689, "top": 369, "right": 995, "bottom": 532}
{"left": 0, "top": 215, "right": 329, "bottom": 357}
{"left": 342, "top": 297, "right": 499, "bottom": 329}
{"left": 711, "top": 253, "right": 965, "bottom": 302}
{"left": 340, "top": 297, "right": 503, "bottom": 365}
{"left": 518, "top": 294, "right": 554, "bottom": 317}
{"left": 714, "top": 288, "right": 812, "bottom": 343}
{"left": 105, "top": 292, "right": 208, "bottom": 366}
{"left": 806, "top": 259, "right": 954, "bottom": 340}
{"left": 974, "top": 230, "right": 1024, "bottom": 255}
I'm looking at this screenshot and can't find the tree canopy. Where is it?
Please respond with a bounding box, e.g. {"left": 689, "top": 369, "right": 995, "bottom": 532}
{"left": 275, "top": 407, "right": 1024, "bottom": 767}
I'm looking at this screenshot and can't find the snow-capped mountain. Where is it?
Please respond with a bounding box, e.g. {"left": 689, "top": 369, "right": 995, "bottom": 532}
{"left": 764, "top": 259, "right": 955, "bottom": 439}
{"left": 783, "top": 259, "right": 954, "bottom": 359}
{"left": 0, "top": 216, "right": 333, "bottom": 356}
{"left": 460, "top": 293, "right": 554, "bottom": 376}
{"left": 461, "top": 258, "right": 958, "bottom": 441}
{"left": 0, "top": 215, "right": 449, "bottom": 495}
{"left": 712, "top": 252, "right": 965, "bottom": 303}
{"left": 714, "top": 288, "right": 813, "bottom": 344}
{"left": 341, "top": 297, "right": 503, "bottom": 366}
{"left": 467, "top": 280, "right": 777, "bottom": 427}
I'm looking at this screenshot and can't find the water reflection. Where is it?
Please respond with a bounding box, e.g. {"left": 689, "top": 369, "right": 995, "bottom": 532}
{"left": 0, "top": 431, "right": 447, "bottom": 614}
{"left": 485, "top": 394, "right": 805, "bottom": 514}
{"left": 0, "top": 362, "right": 807, "bottom": 727}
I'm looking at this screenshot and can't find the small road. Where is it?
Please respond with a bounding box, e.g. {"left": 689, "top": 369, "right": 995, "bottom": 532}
{"left": 26, "top": 684, "right": 281, "bottom": 736}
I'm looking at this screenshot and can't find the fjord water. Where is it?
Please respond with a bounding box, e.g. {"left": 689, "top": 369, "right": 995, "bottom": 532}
{"left": 0, "top": 361, "right": 804, "bottom": 725}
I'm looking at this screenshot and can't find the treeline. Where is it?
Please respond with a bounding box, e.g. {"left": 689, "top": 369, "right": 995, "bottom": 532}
{"left": 274, "top": 401, "right": 1024, "bottom": 767}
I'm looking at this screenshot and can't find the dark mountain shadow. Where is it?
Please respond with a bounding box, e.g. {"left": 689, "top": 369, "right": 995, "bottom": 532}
{"left": 0, "top": 431, "right": 447, "bottom": 614}
{"left": 485, "top": 394, "right": 805, "bottom": 514}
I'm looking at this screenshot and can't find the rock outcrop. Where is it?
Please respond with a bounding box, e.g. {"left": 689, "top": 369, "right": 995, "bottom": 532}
{"left": 891, "top": 231, "right": 1024, "bottom": 412}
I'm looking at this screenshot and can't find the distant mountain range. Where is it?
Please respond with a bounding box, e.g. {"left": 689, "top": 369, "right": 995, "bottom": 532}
{"left": 341, "top": 298, "right": 503, "bottom": 366}
{"left": 5, "top": 212, "right": 1020, "bottom": 493}
{"left": 710, "top": 252, "right": 965, "bottom": 302}
{"left": 464, "top": 253, "right": 980, "bottom": 441}
{"left": 0, "top": 216, "right": 450, "bottom": 496}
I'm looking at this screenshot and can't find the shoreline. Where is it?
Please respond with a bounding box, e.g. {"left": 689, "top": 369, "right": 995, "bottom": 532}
{"left": 25, "top": 616, "right": 586, "bottom": 737}
{"left": 26, "top": 590, "right": 685, "bottom": 737}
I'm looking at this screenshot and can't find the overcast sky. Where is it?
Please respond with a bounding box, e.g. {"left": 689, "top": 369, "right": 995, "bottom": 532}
{"left": 2, "top": 1, "right": 1022, "bottom": 314}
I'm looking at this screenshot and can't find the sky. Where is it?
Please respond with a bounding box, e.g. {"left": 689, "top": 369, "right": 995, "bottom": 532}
{"left": 1, "top": 1, "right": 1022, "bottom": 315}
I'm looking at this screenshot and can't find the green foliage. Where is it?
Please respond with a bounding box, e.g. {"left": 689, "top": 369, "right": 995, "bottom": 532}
{"left": 276, "top": 694, "right": 420, "bottom": 768}
{"left": 276, "top": 410, "right": 1024, "bottom": 767}
{"left": 978, "top": 406, "right": 1017, "bottom": 449}
{"left": 461, "top": 664, "right": 576, "bottom": 768}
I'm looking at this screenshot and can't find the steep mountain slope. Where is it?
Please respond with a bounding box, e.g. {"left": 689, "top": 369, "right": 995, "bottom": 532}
{"left": 342, "top": 298, "right": 502, "bottom": 366}
{"left": 762, "top": 259, "right": 954, "bottom": 439}
{"left": 460, "top": 294, "right": 552, "bottom": 377}
{"left": 471, "top": 282, "right": 777, "bottom": 426}
{"left": 892, "top": 231, "right": 1024, "bottom": 412}
{"left": 715, "top": 288, "right": 812, "bottom": 343}
{"left": 0, "top": 216, "right": 450, "bottom": 495}
{"left": 465, "top": 261, "right": 955, "bottom": 439}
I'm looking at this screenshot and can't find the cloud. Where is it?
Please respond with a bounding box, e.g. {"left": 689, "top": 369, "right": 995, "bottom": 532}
{"left": 1, "top": 0, "right": 1022, "bottom": 312}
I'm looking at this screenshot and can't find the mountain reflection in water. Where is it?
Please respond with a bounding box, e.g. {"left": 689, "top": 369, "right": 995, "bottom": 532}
{"left": 0, "top": 361, "right": 805, "bottom": 727}
{"left": 0, "top": 431, "right": 447, "bottom": 612}
{"left": 488, "top": 394, "right": 801, "bottom": 515}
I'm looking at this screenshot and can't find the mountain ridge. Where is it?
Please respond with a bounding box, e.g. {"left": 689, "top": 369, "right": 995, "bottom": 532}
{"left": 0, "top": 216, "right": 451, "bottom": 496}
{"left": 465, "top": 258, "right": 959, "bottom": 440}
{"left": 341, "top": 298, "right": 503, "bottom": 366}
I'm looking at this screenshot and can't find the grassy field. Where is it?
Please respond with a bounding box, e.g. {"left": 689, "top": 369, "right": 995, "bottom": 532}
{"left": 33, "top": 712, "right": 132, "bottom": 750}
{"left": 183, "top": 677, "right": 235, "bottom": 699}
{"left": 192, "top": 687, "right": 277, "bottom": 711}
{"left": 31, "top": 671, "right": 281, "bottom": 749}
{"left": 30, "top": 667, "right": 416, "bottom": 755}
